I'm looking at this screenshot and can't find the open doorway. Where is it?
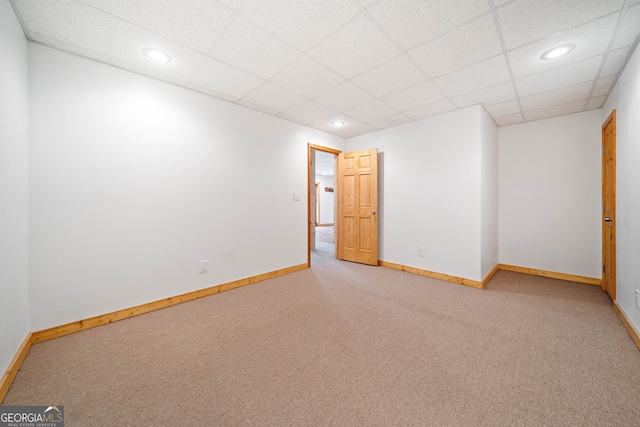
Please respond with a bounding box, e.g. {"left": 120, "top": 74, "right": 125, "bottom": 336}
{"left": 308, "top": 144, "right": 340, "bottom": 266}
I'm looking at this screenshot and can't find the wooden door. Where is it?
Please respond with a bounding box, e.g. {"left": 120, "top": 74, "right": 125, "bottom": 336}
{"left": 602, "top": 110, "right": 616, "bottom": 300}
{"left": 337, "top": 148, "right": 378, "bottom": 266}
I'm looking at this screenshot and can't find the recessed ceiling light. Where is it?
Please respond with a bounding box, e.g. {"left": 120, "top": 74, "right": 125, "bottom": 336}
{"left": 331, "top": 120, "right": 345, "bottom": 127}
{"left": 143, "top": 48, "right": 172, "bottom": 63}
{"left": 540, "top": 44, "right": 576, "bottom": 60}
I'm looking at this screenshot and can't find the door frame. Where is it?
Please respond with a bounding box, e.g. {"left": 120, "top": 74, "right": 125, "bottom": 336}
{"left": 602, "top": 110, "right": 616, "bottom": 298}
{"left": 307, "top": 143, "right": 341, "bottom": 266}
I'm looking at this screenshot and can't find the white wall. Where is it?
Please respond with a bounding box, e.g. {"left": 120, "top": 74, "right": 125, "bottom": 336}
{"left": 28, "top": 44, "right": 344, "bottom": 331}
{"left": 499, "top": 110, "right": 602, "bottom": 278}
{"left": 480, "top": 109, "right": 499, "bottom": 279}
{"left": 315, "top": 174, "right": 335, "bottom": 225}
{"left": 347, "top": 106, "right": 483, "bottom": 281}
{"left": 0, "top": 0, "right": 31, "bottom": 375}
{"left": 603, "top": 43, "right": 640, "bottom": 332}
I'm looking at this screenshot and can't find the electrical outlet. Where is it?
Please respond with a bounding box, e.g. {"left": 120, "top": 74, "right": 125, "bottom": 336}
{"left": 418, "top": 247, "right": 425, "bottom": 257}
{"left": 200, "top": 260, "right": 208, "bottom": 273}
{"left": 636, "top": 289, "right": 639, "bottom": 310}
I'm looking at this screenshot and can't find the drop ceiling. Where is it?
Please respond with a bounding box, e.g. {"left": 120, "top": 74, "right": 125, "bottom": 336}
{"left": 10, "top": 0, "right": 640, "bottom": 137}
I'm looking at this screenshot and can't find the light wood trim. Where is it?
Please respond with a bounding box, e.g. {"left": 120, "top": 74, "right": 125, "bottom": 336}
{"left": 308, "top": 143, "right": 341, "bottom": 266}
{"left": 613, "top": 301, "right": 640, "bottom": 352}
{"left": 481, "top": 264, "right": 500, "bottom": 288}
{"left": 0, "top": 333, "right": 32, "bottom": 404}
{"left": 316, "top": 223, "right": 334, "bottom": 227}
{"left": 498, "top": 264, "right": 601, "bottom": 286}
{"left": 308, "top": 144, "right": 341, "bottom": 155}
{"left": 32, "top": 263, "right": 307, "bottom": 344}
{"left": 602, "top": 109, "right": 616, "bottom": 295}
{"left": 379, "top": 261, "right": 483, "bottom": 289}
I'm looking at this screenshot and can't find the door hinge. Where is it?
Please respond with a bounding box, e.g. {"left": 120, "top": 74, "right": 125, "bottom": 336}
{"left": 603, "top": 205, "right": 605, "bottom": 213}
{"left": 603, "top": 265, "right": 606, "bottom": 273}
{"left": 602, "top": 146, "right": 605, "bottom": 153}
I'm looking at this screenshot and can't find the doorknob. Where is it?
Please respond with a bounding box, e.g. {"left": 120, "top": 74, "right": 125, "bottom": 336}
{"left": 371, "top": 210, "right": 377, "bottom": 215}
{"left": 604, "top": 217, "right": 613, "bottom": 222}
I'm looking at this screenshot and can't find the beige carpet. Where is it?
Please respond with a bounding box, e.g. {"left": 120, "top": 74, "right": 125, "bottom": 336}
{"left": 3, "top": 248, "right": 640, "bottom": 426}
{"left": 315, "top": 225, "right": 334, "bottom": 244}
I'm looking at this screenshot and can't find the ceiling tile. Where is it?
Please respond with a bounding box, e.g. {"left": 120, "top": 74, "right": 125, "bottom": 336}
{"left": 310, "top": 114, "right": 363, "bottom": 133}
{"left": 368, "top": 113, "right": 412, "bottom": 129}
{"left": 498, "top": 0, "right": 624, "bottom": 50}
{"left": 409, "top": 14, "right": 502, "bottom": 78}
{"left": 351, "top": 55, "right": 426, "bottom": 98}
{"left": 77, "top": 0, "right": 111, "bottom": 12}
{"left": 520, "top": 82, "right": 593, "bottom": 111}
{"left": 494, "top": 112, "right": 525, "bottom": 127}
{"left": 280, "top": 100, "right": 337, "bottom": 124}
{"left": 241, "top": 0, "right": 359, "bottom": 51}
{"left": 189, "top": 57, "right": 264, "bottom": 98}
{"left": 381, "top": 81, "right": 446, "bottom": 112}
{"left": 111, "top": 19, "right": 205, "bottom": 81}
{"left": 612, "top": 4, "right": 640, "bottom": 49}
{"left": 114, "top": 0, "right": 234, "bottom": 53}
{"left": 601, "top": 47, "right": 632, "bottom": 77}
{"left": 524, "top": 100, "right": 586, "bottom": 121}
{"left": 367, "top": 0, "right": 490, "bottom": 50}
{"left": 209, "top": 17, "right": 300, "bottom": 80}
{"left": 309, "top": 16, "right": 400, "bottom": 78}
{"left": 270, "top": 56, "right": 344, "bottom": 98}
{"left": 277, "top": 114, "right": 309, "bottom": 126}
{"left": 404, "top": 100, "right": 456, "bottom": 120}
{"left": 184, "top": 83, "right": 239, "bottom": 103}
{"left": 312, "top": 81, "right": 376, "bottom": 111}
{"left": 451, "top": 81, "right": 515, "bottom": 108}
{"left": 452, "top": 81, "right": 516, "bottom": 108}
{"left": 29, "top": 32, "right": 109, "bottom": 63}
{"left": 344, "top": 100, "right": 398, "bottom": 122}
{"left": 586, "top": 96, "right": 606, "bottom": 110}
{"left": 520, "top": 82, "right": 592, "bottom": 111}
{"left": 592, "top": 76, "right": 616, "bottom": 97}
{"left": 242, "top": 83, "right": 306, "bottom": 113}
{"left": 340, "top": 124, "right": 378, "bottom": 138}
{"left": 15, "top": 0, "right": 110, "bottom": 55}
{"left": 516, "top": 55, "right": 602, "bottom": 97}
{"left": 484, "top": 99, "right": 521, "bottom": 117}
{"left": 507, "top": 13, "right": 618, "bottom": 79}
{"left": 237, "top": 100, "right": 278, "bottom": 116}
{"left": 434, "top": 55, "right": 511, "bottom": 97}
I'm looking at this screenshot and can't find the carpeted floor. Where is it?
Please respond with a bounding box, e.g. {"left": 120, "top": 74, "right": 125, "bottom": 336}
{"left": 315, "top": 225, "right": 334, "bottom": 244}
{"left": 3, "top": 247, "right": 640, "bottom": 426}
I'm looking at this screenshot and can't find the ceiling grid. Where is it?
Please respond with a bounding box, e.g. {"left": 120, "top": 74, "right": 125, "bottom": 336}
{"left": 9, "top": 0, "right": 640, "bottom": 137}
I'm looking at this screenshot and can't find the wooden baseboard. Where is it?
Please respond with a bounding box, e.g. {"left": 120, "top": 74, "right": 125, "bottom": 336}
{"left": 316, "top": 223, "right": 334, "bottom": 227}
{"left": 0, "top": 333, "right": 32, "bottom": 404}
{"left": 32, "top": 263, "right": 308, "bottom": 344}
{"left": 481, "top": 264, "right": 500, "bottom": 288}
{"left": 613, "top": 301, "right": 640, "bottom": 352}
{"left": 498, "top": 264, "right": 601, "bottom": 286}
{"left": 379, "top": 261, "right": 483, "bottom": 289}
